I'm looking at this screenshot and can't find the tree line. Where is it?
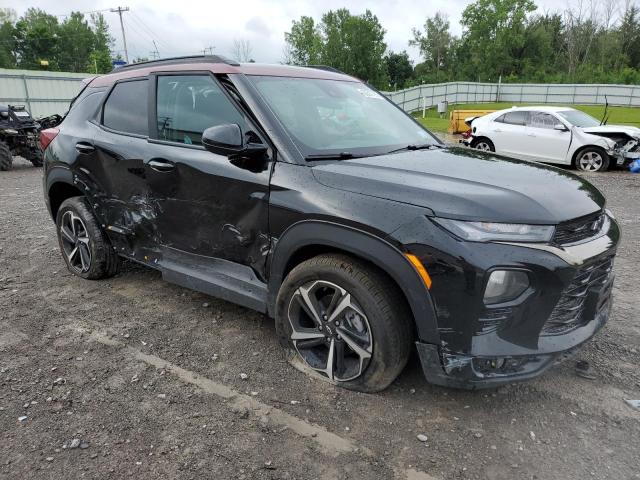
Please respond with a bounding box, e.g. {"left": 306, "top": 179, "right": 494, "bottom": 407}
{"left": 0, "top": 8, "right": 114, "bottom": 74}
{"left": 284, "top": 0, "right": 640, "bottom": 89}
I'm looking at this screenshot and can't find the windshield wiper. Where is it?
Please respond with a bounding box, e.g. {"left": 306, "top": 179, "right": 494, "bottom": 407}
{"left": 385, "top": 143, "right": 441, "bottom": 155}
{"left": 305, "top": 152, "right": 359, "bottom": 161}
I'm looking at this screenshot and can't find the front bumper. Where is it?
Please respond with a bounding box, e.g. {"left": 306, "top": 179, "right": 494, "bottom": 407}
{"left": 395, "top": 213, "right": 619, "bottom": 389}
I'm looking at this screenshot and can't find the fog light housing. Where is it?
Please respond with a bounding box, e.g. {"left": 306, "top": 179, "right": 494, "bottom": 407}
{"left": 484, "top": 270, "right": 529, "bottom": 304}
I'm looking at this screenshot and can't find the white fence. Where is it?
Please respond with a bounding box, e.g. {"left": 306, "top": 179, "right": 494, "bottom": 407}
{"left": 383, "top": 82, "right": 640, "bottom": 113}
{"left": 0, "top": 69, "right": 88, "bottom": 118}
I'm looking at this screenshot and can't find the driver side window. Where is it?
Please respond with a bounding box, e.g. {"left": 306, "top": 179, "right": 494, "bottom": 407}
{"left": 156, "top": 75, "right": 246, "bottom": 146}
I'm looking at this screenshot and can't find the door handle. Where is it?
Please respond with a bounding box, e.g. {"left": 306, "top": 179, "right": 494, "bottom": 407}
{"left": 493, "top": 128, "right": 502, "bottom": 133}
{"left": 75, "top": 142, "right": 95, "bottom": 154}
{"left": 527, "top": 133, "right": 536, "bottom": 137}
{"left": 148, "top": 158, "right": 175, "bottom": 172}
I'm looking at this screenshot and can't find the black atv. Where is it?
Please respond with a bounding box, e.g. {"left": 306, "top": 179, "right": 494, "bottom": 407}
{"left": 0, "top": 105, "right": 43, "bottom": 171}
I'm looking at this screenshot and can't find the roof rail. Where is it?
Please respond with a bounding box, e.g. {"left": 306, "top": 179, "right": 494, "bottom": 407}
{"left": 111, "top": 55, "right": 240, "bottom": 72}
{"left": 305, "top": 65, "right": 346, "bottom": 75}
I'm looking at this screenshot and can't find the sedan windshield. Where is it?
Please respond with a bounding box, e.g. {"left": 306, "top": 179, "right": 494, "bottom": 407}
{"left": 557, "top": 110, "right": 601, "bottom": 128}
{"left": 248, "top": 75, "right": 438, "bottom": 158}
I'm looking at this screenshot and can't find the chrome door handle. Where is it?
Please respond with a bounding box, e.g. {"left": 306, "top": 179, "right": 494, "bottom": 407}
{"left": 148, "top": 158, "right": 175, "bottom": 172}
{"left": 75, "top": 142, "right": 95, "bottom": 154}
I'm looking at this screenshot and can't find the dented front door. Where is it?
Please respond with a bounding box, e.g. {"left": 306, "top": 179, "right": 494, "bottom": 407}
{"left": 143, "top": 141, "right": 272, "bottom": 276}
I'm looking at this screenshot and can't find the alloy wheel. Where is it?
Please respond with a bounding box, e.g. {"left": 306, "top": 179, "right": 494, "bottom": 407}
{"left": 578, "top": 151, "right": 604, "bottom": 171}
{"left": 60, "top": 211, "right": 92, "bottom": 273}
{"left": 287, "top": 280, "right": 373, "bottom": 382}
{"left": 475, "top": 141, "right": 491, "bottom": 151}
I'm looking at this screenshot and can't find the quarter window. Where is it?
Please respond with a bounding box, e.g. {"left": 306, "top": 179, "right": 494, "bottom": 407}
{"left": 528, "top": 112, "right": 557, "bottom": 129}
{"left": 156, "top": 75, "right": 246, "bottom": 146}
{"left": 102, "top": 79, "right": 148, "bottom": 136}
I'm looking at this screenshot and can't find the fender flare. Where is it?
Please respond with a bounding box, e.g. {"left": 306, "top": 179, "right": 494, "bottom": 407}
{"left": 44, "top": 165, "right": 78, "bottom": 219}
{"left": 267, "top": 220, "right": 440, "bottom": 344}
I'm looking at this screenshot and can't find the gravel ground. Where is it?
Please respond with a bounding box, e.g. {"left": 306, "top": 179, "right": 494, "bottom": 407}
{"left": 1, "top": 156, "right": 639, "bottom": 480}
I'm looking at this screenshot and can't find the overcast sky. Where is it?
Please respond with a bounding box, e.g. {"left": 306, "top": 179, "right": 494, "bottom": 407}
{"left": 6, "top": 0, "right": 580, "bottom": 64}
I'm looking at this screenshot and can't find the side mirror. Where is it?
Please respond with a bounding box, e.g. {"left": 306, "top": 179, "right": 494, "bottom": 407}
{"left": 554, "top": 123, "right": 568, "bottom": 131}
{"left": 202, "top": 123, "right": 267, "bottom": 158}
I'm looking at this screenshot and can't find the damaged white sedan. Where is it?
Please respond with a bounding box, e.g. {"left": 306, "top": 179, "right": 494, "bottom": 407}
{"left": 464, "top": 106, "right": 640, "bottom": 172}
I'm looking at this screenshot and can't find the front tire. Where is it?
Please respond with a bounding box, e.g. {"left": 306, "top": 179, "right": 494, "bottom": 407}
{"left": 28, "top": 146, "right": 43, "bottom": 167}
{"left": 471, "top": 137, "right": 495, "bottom": 152}
{"left": 56, "top": 196, "right": 119, "bottom": 280}
{"left": 275, "top": 254, "right": 413, "bottom": 393}
{"left": 0, "top": 141, "right": 12, "bottom": 171}
{"left": 575, "top": 147, "right": 609, "bottom": 172}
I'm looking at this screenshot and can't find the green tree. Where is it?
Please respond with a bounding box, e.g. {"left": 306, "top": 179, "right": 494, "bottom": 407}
{"left": 284, "top": 16, "right": 322, "bottom": 65}
{"left": 0, "top": 9, "right": 17, "bottom": 68}
{"left": 90, "top": 12, "right": 114, "bottom": 73}
{"left": 14, "top": 8, "right": 60, "bottom": 70}
{"left": 385, "top": 50, "right": 413, "bottom": 88}
{"left": 460, "top": 0, "right": 536, "bottom": 80}
{"left": 284, "top": 9, "right": 388, "bottom": 88}
{"left": 56, "top": 12, "right": 94, "bottom": 72}
{"left": 409, "top": 12, "right": 452, "bottom": 81}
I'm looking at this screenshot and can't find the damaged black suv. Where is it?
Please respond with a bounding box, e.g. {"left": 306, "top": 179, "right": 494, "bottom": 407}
{"left": 41, "top": 56, "right": 619, "bottom": 391}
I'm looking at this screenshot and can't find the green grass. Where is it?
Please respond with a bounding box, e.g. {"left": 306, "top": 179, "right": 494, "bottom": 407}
{"left": 414, "top": 102, "right": 640, "bottom": 132}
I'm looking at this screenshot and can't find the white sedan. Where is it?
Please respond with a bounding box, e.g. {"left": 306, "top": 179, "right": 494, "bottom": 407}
{"left": 464, "top": 106, "right": 640, "bottom": 172}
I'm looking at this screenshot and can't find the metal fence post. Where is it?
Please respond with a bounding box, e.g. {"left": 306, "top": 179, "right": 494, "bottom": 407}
{"left": 21, "top": 74, "right": 33, "bottom": 113}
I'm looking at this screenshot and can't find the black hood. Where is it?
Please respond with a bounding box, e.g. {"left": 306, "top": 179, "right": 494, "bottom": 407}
{"left": 311, "top": 147, "right": 605, "bottom": 224}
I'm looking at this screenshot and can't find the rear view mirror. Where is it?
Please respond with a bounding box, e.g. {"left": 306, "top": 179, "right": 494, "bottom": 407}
{"left": 202, "top": 123, "right": 268, "bottom": 159}
{"left": 554, "top": 123, "right": 568, "bottom": 131}
{"left": 202, "top": 123, "right": 243, "bottom": 155}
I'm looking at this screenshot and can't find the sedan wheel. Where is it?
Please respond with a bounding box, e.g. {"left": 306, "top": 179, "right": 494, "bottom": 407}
{"left": 578, "top": 150, "right": 606, "bottom": 172}
{"left": 475, "top": 141, "right": 492, "bottom": 151}
{"left": 288, "top": 280, "right": 372, "bottom": 382}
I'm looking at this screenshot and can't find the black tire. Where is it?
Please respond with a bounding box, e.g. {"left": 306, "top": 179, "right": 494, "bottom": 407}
{"left": 0, "top": 141, "right": 12, "bottom": 171}
{"left": 574, "top": 146, "right": 610, "bottom": 172}
{"left": 56, "top": 196, "right": 119, "bottom": 280}
{"left": 275, "top": 254, "right": 413, "bottom": 393}
{"left": 28, "top": 146, "right": 43, "bottom": 167}
{"left": 471, "top": 137, "right": 495, "bottom": 152}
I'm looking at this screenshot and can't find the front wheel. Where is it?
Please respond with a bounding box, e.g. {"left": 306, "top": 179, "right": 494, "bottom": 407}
{"left": 28, "top": 146, "right": 43, "bottom": 167}
{"left": 56, "top": 197, "right": 119, "bottom": 280}
{"left": 0, "top": 141, "right": 12, "bottom": 171}
{"left": 471, "top": 137, "right": 495, "bottom": 152}
{"left": 575, "top": 147, "right": 609, "bottom": 172}
{"left": 275, "top": 254, "right": 413, "bottom": 393}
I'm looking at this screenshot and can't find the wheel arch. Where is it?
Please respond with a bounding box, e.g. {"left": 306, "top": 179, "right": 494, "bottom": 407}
{"left": 267, "top": 220, "right": 440, "bottom": 344}
{"left": 571, "top": 144, "right": 610, "bottom": 168}
{"left": 46, "top": 167, "right": 84, "bottom": 220}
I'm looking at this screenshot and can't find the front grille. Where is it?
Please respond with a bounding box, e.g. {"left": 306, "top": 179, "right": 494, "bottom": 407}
{"left": 542, "top": 256, "right": 614, "bottom": 335}
{"left": 553, "top": 211, "right": 605, "bottom": 245}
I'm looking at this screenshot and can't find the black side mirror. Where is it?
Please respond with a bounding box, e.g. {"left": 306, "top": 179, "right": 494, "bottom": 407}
{"left": 202, "top": 123, "right": 267, "bottom": 158}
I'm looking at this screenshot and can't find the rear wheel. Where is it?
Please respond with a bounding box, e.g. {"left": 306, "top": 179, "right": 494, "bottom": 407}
{"left": 275, "top": 254, "right": 413, "bottom": 393}
{"left": 471, "top": 137, "right": 495, "bottom": 152}
{"left": 0, "top": 141, "right": 12, "bottom": 171}
{"left": 56, "top": 196, "right": 119, "bottom": 280}
{"left": 28, "top": 146, "right": 43, "bottom": 167}
{"left": 575, "top": 147, "right": 609, "bottom": 172}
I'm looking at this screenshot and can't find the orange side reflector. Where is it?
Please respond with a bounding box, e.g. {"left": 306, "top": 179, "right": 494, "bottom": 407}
{"left": 405, "top": 253, "right": 432, "bottom": 289}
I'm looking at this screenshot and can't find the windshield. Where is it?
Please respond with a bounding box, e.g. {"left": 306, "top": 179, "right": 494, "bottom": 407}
{"left": 248, "top": 75, "right": 438, "bottom": 158}
{"left": 557, "top": 110, "right": 601, "bottom": 128}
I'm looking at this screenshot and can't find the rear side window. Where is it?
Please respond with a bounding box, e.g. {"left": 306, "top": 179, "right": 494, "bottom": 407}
{"left": 102, "top": 79, "right": 148, "bottom": 136}
{"left": 156, "top": 75, "right": 246, "bottom": 146}
{"left": 496, "top": 111, "right": 528, "bottom": 126}
{"left": 528, "top": 112, "right": 557, "bottom": 129}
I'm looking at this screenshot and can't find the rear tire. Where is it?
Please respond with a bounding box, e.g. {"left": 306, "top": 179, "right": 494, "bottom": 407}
{"left": 275, "top": 254, "right": 413, "bottom": 393}
{"left": 574, "top": 147, "right": 609, "bottom": 172}
{"left": 0, "top": 141, "right": 12, "bottom": 171}
{"left": 471, "top": 137, "right": 495, "bottom": 152}
{"left": 56, "top": 196, "right": 120, "bottom": 280}
{"left": 28, "top": 146, "right": 43, "bottom": 167}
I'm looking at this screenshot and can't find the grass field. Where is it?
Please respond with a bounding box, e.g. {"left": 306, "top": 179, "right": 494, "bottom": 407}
{"left": 415, "top": 102, "right": 640, "bottom": 132}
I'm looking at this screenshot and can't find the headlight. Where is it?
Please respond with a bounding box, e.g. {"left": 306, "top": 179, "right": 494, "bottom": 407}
{"left": 432, "top": 218, "right": 554, "bottom": 242}
{"left": 484, "top": 270, "right": 530, "bottom": 304}
{"left": 1, "top": 128, "right": 18, "bottom": 135}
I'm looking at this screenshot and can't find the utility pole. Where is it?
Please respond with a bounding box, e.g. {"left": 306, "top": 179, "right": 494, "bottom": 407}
{"left": 152, "top": 40, "right": 160, "bottom": 59}
{"left": 110, "top": 6, "right": 130, "bottom": 63}
{"left": 202, "top": 45, "right": 215, "bottom": 56}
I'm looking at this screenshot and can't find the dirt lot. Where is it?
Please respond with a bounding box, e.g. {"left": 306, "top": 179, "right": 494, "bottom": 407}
{"left": 1, "top": 157, "right": 639, "bottom": 480}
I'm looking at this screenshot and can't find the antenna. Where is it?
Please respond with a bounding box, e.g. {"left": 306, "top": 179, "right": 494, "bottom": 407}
{"left": 600, "top": 95, "right": 609, "bottom": 126}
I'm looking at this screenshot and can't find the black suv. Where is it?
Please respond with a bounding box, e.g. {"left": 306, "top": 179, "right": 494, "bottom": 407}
{"left": 41, "top": 56, "right": 619, "bottom": 392}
